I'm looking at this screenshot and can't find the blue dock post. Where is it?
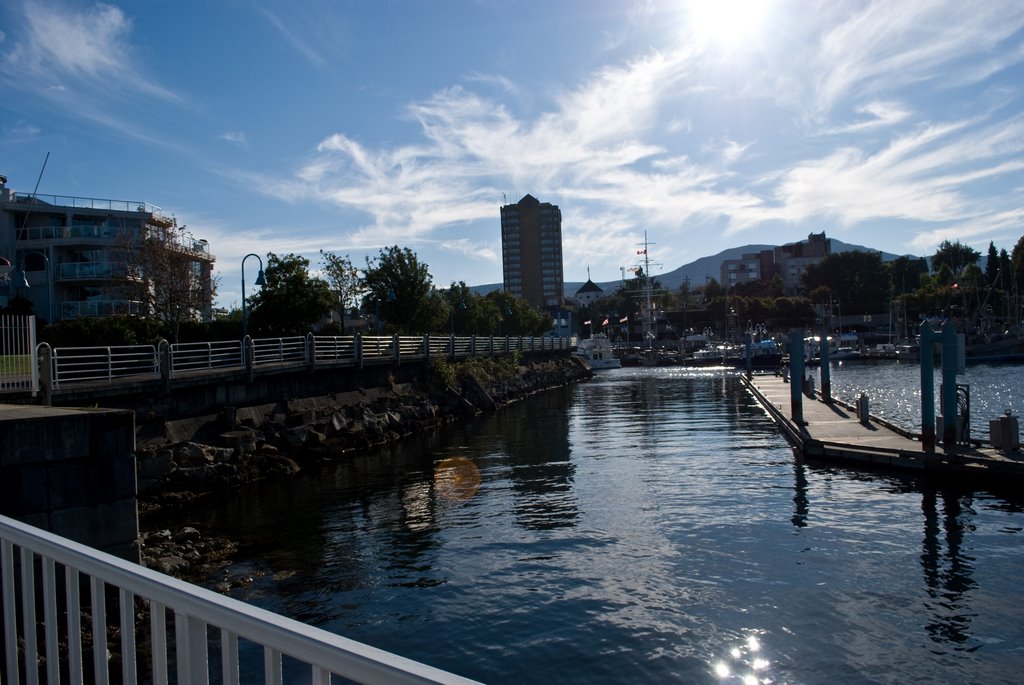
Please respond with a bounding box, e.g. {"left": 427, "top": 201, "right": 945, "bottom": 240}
{"left": 745, "top": 333, "right": 753, "bottom": 379}
{"left": 789, "top": 331, "right": 805, "bottom": 426}
{"left": 940, "top": 319, "right": 959, "bottom": 452}
{"left": 819, "top": 330, "right": 832, "bottom": 403}
{"left": 920, "top": 321, "right": 935, "bottom": 452}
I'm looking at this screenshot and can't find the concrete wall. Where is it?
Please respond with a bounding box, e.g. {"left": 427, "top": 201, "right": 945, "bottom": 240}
{"left": 0, "top": 404, "right": 138, "bottom": 560}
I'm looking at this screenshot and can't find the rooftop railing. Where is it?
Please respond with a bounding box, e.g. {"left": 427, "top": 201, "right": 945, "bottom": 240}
{"left": 8, "top": 191, "right": 161, "bottom": 215}
{"left": 1, "top": 514, "right": 481, "bottom": 684}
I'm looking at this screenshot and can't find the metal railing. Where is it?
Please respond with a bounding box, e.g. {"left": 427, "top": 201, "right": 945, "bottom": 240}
{"left": 1, "top": 514, "right": 480, "bottom": 685}
{"left": 50, "top": 344, "right": 159, "bottom": 388}
{"left": 171, "top": 340, "right": 244, "bottom": 374}
{"left": 0, "top": 314, "right": 38, "bottom": 394}
{"left": 31, "top": 334, "right": 576, "bottom": 391}
{"left": 10, "top": 191, "right": 161, "bottom": 214}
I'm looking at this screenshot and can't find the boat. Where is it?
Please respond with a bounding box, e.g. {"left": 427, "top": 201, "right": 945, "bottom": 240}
{"left": 575, "top": 334, "right": 621, "bottom": 369}
{"left": 731, "top": 339, "right": 784, "bottom": 370}
{"left": 829, "top": 347, "right": 861, "bottom": 361}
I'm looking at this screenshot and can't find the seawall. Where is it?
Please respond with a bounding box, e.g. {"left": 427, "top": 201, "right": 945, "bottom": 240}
{"left": 0, "top": 404, "right": 138, "bottom": 560}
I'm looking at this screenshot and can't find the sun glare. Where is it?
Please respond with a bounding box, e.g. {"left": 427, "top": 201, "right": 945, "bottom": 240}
{"left": 687, "top": 0, "right": 772, "bottom": 50}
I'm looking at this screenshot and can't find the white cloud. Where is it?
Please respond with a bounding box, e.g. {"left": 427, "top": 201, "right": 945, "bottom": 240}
{"left": 814, "top": 0, "right": 1024, "bottom": 114}
{"left": 260, "top": 8, "right": 327, "bottom": 68}
{"left": 6, "top": 1, "right": 180, "bottom": 102}
{"left": 221, "top": 131, "right": 248, "bottom": 147}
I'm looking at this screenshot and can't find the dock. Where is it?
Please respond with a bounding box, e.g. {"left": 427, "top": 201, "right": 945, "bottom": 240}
{"left": 742, "top": 373, "right": 1024, "bottom": 486}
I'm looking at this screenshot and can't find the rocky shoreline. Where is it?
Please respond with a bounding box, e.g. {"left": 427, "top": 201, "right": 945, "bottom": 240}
{"left": 135, "top": 355, "right": 592, "bottom": 578}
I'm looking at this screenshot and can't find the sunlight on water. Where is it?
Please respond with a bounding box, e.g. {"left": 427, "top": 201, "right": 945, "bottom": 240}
{"left": 713, "top": 631, "right": 776, "bottom": 684}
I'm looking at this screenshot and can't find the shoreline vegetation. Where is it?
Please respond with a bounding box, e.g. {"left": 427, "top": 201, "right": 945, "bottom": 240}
{"left": 136, "top": 354, "right": 592, "bottom": 581}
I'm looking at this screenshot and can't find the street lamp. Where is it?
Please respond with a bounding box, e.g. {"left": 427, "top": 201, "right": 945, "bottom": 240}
{"left": 241, "top": 253, "right": 265, "bottom": 340}
{"left": 19, "top": 250, "right": 53, "bottom": 323}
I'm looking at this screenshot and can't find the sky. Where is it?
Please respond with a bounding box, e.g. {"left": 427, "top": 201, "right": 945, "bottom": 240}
{"left": 1, "top": 0, "right": 1023, "bottom": 309}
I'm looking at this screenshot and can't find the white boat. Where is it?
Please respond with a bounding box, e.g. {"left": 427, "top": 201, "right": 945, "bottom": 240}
{"left": 830, "top": 347, "right": 861, "bottom": 360}
{"left": 575, "top": 334, "right": 621, "bottom": 369}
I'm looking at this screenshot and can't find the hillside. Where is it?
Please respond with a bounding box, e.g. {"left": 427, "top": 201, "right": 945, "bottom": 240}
{"left": 471, "top": 237, "right": 921, "bottom": 296}
{"left": 472, "top": 238, "right": 920, "bottom": 297}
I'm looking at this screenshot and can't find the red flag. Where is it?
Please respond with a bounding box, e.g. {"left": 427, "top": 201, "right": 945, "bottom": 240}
{"left": 637, "top": 249, "right": 646, "bottom": 254}
{"left": 602, "top": 318, "right": 609, "bottom": 326}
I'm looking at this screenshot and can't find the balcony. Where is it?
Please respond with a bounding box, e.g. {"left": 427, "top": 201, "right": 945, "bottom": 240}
{"left": 58, "top": 262, "right": 130, "bottom": 282}
{"left": 61, "top": 300, "right": 144, "bottom": 319}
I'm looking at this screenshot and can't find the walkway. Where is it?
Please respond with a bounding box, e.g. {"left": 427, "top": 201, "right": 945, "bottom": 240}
{"left": 742, "top": 373, "right": 1024, "bottom": 485}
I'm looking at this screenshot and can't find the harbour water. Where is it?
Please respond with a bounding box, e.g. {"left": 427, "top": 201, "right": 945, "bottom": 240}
{"left": 150, "top": 362, "right": 1024, "bottom": 684}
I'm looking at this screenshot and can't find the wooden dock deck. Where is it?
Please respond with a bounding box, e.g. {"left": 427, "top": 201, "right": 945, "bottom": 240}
{"left": 742, "top": 373, "right": 1024, "bottom": 487}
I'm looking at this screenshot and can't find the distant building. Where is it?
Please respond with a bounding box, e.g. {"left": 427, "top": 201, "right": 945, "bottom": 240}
{"left": 0, "top": 176, "right": 215, "bottom": 323}
{"left": 500, "top": 194, "right": 564, "bottom": 309}
{"left": 574, "top": 278, "right": 604, "bottom": 308}
{"left": 720, "top": 231, "right": 832, "bottom": 295}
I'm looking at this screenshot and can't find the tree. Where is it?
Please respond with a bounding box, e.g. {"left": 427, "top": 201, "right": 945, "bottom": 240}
{"left": 802, "top": 251, "right": 888, "bottom": 314}
{"left": 1013, "top": 235, "right": 1024, "bottom": 294}
{"left": 319, "top": 250, "right": 364, "bottom": 316}
{"left": 931, "top": 240, "right": 981, "bottom": 274}
{"left": 985, "top": 242, "right": 1000, "bottom": 288}
{"left": 115, "top": 219, "right": 217, "bottom": 342}
{"left": 485, "top": 290, "right": 551, "bottom": 336}
{"left": 361, "top": 246, "right": 440, "bottom": 334}
{"left": 886, "top": 255, "right": 929, "bottom": 295}
{"left": 248, "top": 253, "right": 334, "bottom": 336}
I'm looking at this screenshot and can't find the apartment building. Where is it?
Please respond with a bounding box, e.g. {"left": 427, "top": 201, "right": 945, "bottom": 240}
{"left": 720, "top": 232, "right": 832, "bottom": 294}
{"left": 0, "top": 175, "right": 215, "bottom": 323}
{"left": 500, "top": 194, "right": 564, "bottom": 310}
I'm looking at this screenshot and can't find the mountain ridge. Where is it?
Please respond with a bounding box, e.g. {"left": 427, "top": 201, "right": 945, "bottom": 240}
{"left": 472, "top": 238, "right": 920, "bottom": 297}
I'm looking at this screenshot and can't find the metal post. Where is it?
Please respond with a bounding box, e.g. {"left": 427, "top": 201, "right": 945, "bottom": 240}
{"left": 920, "top": 321, "right": 936, "bottom": 452}
{"left": 241, "top": 253, "right": 264, "bottom": 341}
{"left": 940, "top": 319, "right": 959, "bottom": 452}
{"left": 789, "top": 331, "right": 805, "bottom": 426}
{"left": 819, "top": 329, "right": 831, "bottom": 403}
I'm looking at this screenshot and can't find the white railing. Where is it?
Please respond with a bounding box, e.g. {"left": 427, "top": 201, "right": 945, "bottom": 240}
{"left": 50, "top": 344, "right": 158, "bottom": 388}
{"left": 252, "top": 337, "right": 308, "bottom": 366}
{"left": 171, "top": 340, "right": 244, "bottom": 374}
{"left": 41, "top": 334, "right": 577, "bottom": 389}
{"left": 0, "top": 515, "right": 480, "bottom": 685}
{"left": 0, "top": 314, "right": 38, "bottom": 395}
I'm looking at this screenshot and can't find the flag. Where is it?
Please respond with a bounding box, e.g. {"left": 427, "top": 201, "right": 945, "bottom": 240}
{"left": 602, "top": 318, "right": 609, "bottom": 326}
{"left": 951, "top": 283, "right": 959, "bottom": 289}
{"left": 637, "top": 249, "right": 646, "bottom": 254}
{"left": 619, "top": 315, "right": 628, "bottom": 323}
{"left": 583, "top": 319, "right": 591, "bottom": 326}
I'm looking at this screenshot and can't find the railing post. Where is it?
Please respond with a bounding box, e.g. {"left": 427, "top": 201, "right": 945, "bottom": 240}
{"left": 450, "top": 333, "right": 456, "bottom": 361}
{"left": 37, "top": 343, "right": 53, "bottom": 404}
{"left": 158, "top": 339, "right": 171, "bottom": 387}
{"left": 306, "top": 332, "right": 316, "bottom": 369}
{"left": 356, "top": 333, "right": 364, "bottom": 368}
{"left": 393, "top": 333, "right": 400, "bottom": 364}
{"left": 243, "top": 335, "right": 255, "bottom": 380}
{"left": 424, "top": 334, "right": 431, "bottom": 360}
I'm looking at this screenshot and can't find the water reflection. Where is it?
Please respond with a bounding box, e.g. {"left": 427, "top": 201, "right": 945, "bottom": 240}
{"left": 792, "top": 463, "right": 809, "bottom": 528}
{"left": 712, "top": 631, "right": 775, "bottom": 684}
{"left": 920, "top": 488, "right": 978, "bottom": 649}
{"left": 494, "top": 392, "right": 580, "bottom": 531}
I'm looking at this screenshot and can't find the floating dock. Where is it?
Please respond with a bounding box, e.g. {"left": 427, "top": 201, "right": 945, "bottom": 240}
{"left": 742, "top": 374, "right": 1024, "bottom": 486}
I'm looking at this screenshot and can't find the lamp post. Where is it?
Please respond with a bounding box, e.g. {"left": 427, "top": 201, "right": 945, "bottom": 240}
{"left": 19, "top": 250, "right": 53, "bottom": 323}
{"left": 376, "top": 288, "right": 396, "bottom": 335}
{"left": 241, "top": 253, "right": 265, "bottom": 340}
